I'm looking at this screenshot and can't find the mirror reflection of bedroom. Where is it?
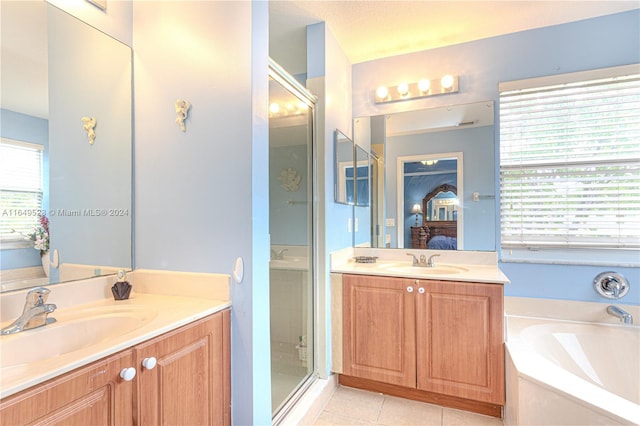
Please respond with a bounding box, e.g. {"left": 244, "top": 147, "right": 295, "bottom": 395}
{"left": 405, "top": 159, "right": 460, "bottom": 250}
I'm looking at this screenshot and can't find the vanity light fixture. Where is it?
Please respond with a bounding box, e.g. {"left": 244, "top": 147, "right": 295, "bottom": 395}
{"left": 411, "top": 203, "right": 423, "bottom": 226}
{"left": 421, "top": 159, "right": 439, "bottom": 166}
{"left": 268, "top": 100, "right": 309, "bottom": 118}
{"left": 374, "top": 74, "right": 459, "bottom": 104}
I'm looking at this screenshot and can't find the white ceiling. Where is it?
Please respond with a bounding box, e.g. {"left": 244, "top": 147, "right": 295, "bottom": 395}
{"left": 2, "top": 2, "right": 637, "bottom": 119}
{"left": 269, "top": 1, "right": 639, "bottom": 74}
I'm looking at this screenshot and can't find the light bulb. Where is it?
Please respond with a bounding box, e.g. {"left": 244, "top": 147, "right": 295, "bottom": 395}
{"left": 269, "top": 103, "right": 280, "bottom": 114}
{"left": 418, "top": 79, "right": 430, "bottom": 93}
{"left": 397, "top": 82, "right": 409, "bottom": 96}
{"left": 441, "top": 74, "right": 455, "bottom": 90}
{"left": 376, "top": 85, "right": 389, "bottom": 99}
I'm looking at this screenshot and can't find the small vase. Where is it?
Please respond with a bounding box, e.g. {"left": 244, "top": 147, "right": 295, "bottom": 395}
{"left": 41, "top": 252, "right": 50, "bottom": 277}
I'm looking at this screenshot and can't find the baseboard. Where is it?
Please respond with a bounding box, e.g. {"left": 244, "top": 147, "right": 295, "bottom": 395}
{"left": 339, "top": 374, "right": 502, "bottom": 418}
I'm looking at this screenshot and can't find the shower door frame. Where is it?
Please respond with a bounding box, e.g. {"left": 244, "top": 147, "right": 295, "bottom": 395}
{"left": 268, "top": 58, "right": 319, "bottom": 423}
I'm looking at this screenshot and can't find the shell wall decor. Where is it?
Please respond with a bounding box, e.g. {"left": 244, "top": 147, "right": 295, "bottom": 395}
{"left": 278, "top": 168, "right": 301, "bottom": 192}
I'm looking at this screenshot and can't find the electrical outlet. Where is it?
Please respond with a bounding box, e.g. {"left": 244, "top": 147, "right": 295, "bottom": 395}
{"left": 385, "top": 218, "right": 395, "bottom": 227}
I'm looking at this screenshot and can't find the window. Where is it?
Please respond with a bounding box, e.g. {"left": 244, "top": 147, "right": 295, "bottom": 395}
{"left": 0, "top": 138, "right": 44, "bottom": 244}
{"left": 499, "top": 65, "right": 640, "bottom": 265}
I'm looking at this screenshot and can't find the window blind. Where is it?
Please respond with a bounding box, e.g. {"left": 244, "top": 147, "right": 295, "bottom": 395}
{"left": 499, "top": 69, "right": 640, "bottom": 251}
{"left": 0, "top": 139, "right": 44, "bottom": 241}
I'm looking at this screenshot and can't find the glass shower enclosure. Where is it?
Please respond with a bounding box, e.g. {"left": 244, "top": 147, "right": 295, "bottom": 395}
{"left": 268, "top": 60, "right": 316, "bottom": 418}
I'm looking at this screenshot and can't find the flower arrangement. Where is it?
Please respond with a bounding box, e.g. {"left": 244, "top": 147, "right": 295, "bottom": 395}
{"left": 23, "top": 214, "right": 50, "bottom": 256}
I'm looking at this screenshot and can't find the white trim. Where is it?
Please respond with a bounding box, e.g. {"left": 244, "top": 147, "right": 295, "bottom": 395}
{"left": 0, "top": 239, "right": 34, "bottom": 250}
{"left": 0, "top": 137, "right": 44, "bottom": 151}
{"left": 498, "top": 64, "right": 639, "bottom": 92}
{"left": 396, "top": 152, "right": 463, "bottom": 249}
{"left": 500, "top": 247, "right": 639, "bottom": 268}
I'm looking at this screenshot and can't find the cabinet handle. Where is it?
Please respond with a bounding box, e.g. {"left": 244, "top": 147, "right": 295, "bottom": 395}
{"left": 120, "top": 367, "right": 136, "bottom": 381}
{"left": 142, "top": 357, "right": 157, "bottom": 370}
{"left": 407, "top": 286, "right": 414, "bottom": 293}
{"left": 418, "top": 287, "right": 425, "bottom": 294}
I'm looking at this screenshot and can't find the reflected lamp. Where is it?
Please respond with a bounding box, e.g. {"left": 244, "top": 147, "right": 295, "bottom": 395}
{"left": 411, "top": 203, "right": 423, "bottom": 226}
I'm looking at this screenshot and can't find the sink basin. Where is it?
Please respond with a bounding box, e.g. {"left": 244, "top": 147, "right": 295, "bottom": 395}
{"left": 0, "top": 306, "right": 157, "bottom": 368}
{"left": 269, "top": 257, "right": 308, "bottom": 270}
{"left": 382, "top": 264, "right": 468, "bottom": 275}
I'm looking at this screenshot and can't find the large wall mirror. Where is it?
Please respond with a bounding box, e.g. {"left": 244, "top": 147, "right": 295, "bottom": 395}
{"left": 0, "top": 2, "right": 132, "bottom": 292}
{"left": 334, "top": 129, "right": 355, "bottom": 205}
{"left": 354, "top": 101, "right": 496, "bottom": 251}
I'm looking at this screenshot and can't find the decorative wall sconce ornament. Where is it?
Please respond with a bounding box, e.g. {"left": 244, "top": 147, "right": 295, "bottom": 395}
{"left": 175, "top": 99, "right": 191, "bottom": 132}
{"left": 81, "top": 116, "right": 97, "bottom": 145}
{"left": 278, "top": 168, "right": 301, "bottom": 192}
{"left": 374, "top": 74, "right": 459, "bottom": 104}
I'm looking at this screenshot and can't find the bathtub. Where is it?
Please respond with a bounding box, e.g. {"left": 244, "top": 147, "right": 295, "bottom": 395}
{"left": 505, "top": 314, "right": 639, "bottom": 425}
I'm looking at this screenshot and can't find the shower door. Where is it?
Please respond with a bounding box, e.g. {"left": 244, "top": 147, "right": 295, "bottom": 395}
{"left": 268, "top": 61, "right": 315, "bottom": 417}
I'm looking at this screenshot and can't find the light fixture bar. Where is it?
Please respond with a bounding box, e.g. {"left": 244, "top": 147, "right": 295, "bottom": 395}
{"left": 374, "top": 75, "right": 459, "bottom": 104}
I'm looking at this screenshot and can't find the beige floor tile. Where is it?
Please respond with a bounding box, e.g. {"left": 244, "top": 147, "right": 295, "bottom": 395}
{"left": 376, "top": 395, "right": 443, "bottom": 426}
{"left": 313, "top": 410, "right": 375, "bottom": 425}
{"left": 322, "top": 386, "right": 384, "bottom": 423}
{"left": 442, "top": 407, "right": 503, "bottom": 426}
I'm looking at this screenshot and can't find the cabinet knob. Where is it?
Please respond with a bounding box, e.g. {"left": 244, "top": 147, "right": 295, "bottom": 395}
{"left": 418, "top": 287, "right": 425, "bottom": 294}
{"left": 142, "top": 357, "right": 157, "bottom": 370}
{"left": 407, "top": 286, "right": 414, "bottom": 293}
{"left": 120, "top": 367, "right": 136, "bottom": 381}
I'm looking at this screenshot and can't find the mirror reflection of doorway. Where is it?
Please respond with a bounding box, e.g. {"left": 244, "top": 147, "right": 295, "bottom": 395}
{"left": 397, "top": 153, "right": 463, "bottom": 249}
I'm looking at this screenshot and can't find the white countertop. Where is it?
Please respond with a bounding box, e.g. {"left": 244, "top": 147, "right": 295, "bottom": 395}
{"left": 331, "top": 248, "right": 510, "bottom": 284}
{"left": 332, "top": 261, "right": 509, "bottom": 284}
{"left": 0, "top": 270, "right": 230, "bottom": 399}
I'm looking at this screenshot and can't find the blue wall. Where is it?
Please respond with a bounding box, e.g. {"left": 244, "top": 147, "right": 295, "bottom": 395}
{"left": 353, "top": 10, "right": 640, "bottom": 305}
{"left": 0, "top": 109, "right": 49, "bottom": 270}
{"left": 386, "top": 126, "right": 496, "bottom": 250}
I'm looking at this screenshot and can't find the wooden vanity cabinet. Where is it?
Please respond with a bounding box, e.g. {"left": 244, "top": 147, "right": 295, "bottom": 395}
{"left": 0, "top": 349, "right": 135, "bottom": 425}
{"left": 342, "top": 274, "right": 416, "bottom": 387}
{"left": 342, "top": 274, "right": 504, "bottom": 415}
{"left": 0, "top": 310, "right": 230, "bottom": 426}
{"left": 134, "top": 310, "right": 231, "bottom": 426}
{"left": 416, "top": 279, "right": 504, "bottom": 404}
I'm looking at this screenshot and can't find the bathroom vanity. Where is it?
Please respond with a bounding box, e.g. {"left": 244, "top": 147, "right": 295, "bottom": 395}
{"left": 0, "top": 271, "right": 231, "bottom": 426}
{"left": 331, "top": 249, "right": 509, "bottom": 417}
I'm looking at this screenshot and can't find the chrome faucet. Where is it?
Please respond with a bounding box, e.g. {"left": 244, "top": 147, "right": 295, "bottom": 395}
{"left": 407, "top": 253, "right": 441, "bottom": 267}
{"left": 427, "top": 254, "right": 441, "bottom": 267}
{"left": 1, "top": 287, "right": 57, "bottom": 335}
{"left": 271, "top": 248, "right": 288, "bottom": 260}
{"left": 607, "top": 305, "right": 633, "bottom": 324}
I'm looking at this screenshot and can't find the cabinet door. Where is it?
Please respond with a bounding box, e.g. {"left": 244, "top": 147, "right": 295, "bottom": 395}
{"left": 416, "top": 280, "right": 504, "bottom": 404}
{"left": 135, "top": 310, "right": 230, "bottom": 426}
{"left": 343, "top": 274, "right": 416, "bottom": 387}
{"left": 0, "top": 350, "right": 134, "bottom": 425}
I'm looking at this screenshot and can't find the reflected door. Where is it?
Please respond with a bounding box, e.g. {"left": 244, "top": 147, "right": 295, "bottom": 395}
{"left": 268, "top": 72, "right": 315, "bottom": 416}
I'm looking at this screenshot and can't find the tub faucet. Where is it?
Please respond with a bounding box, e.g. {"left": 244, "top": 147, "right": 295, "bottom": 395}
{"left": 1, "top": 287, "right": 57, "bottom": 335}
{"left": 606, "top": 305, "right": 633, "bottom": 324}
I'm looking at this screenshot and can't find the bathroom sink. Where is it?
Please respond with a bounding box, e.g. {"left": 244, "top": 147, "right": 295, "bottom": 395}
{"left": 269, "top": 257, "right": 308, "bottom": 270}
{"left": 382, "top": 264, "right": 468, "bottom": 275}
{"left": 0, "top": 306, "right": 157, "bottom": 368}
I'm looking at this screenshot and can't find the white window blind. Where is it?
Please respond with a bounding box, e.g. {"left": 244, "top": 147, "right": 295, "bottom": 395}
{"left": 0, "top": 138, "right": 44, "bottom": 242}
{"left": 499, "top": 67, "right": 640, "bottom": 253}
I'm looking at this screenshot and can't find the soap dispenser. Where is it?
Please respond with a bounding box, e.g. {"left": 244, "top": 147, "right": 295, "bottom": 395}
{"left": 111, "top": 270, "right": 132, "bottom": 300}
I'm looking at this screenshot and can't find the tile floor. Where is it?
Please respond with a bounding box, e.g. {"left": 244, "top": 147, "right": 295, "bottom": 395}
{"left": 312, "top": 386, "right": 504, "bottom": 426}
